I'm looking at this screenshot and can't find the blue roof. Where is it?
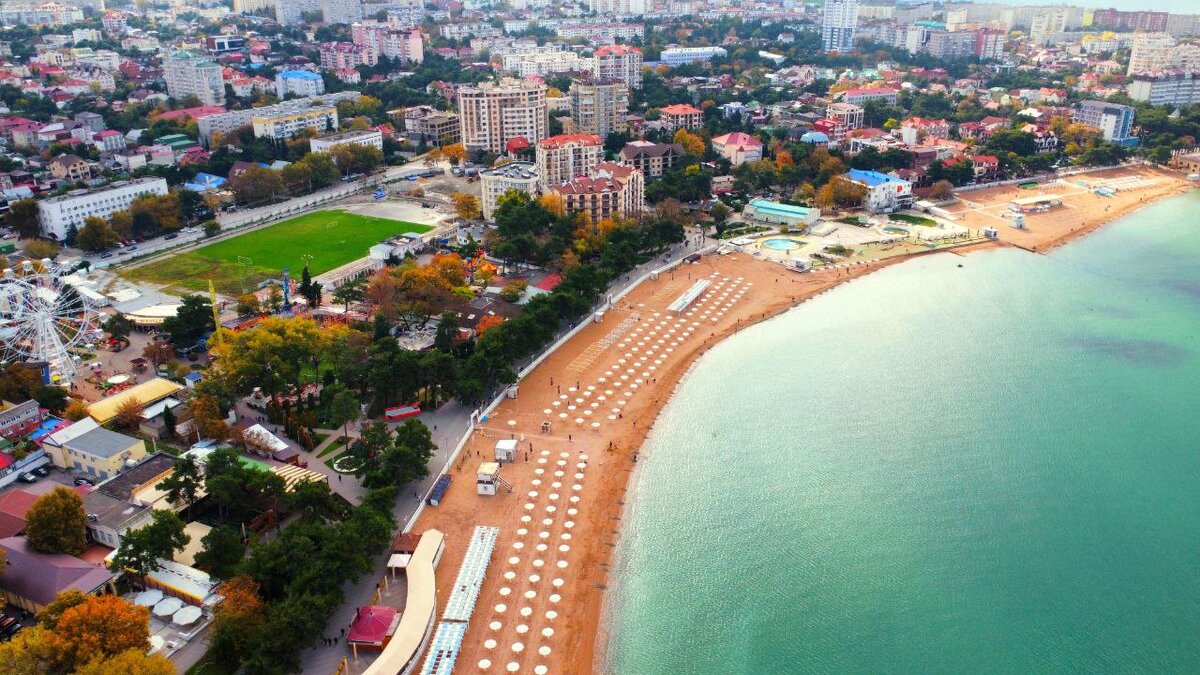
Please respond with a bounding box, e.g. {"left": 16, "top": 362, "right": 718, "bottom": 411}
{"left": 800, "top": 131, "right": 829, "bottom": 142}
{"left": 279, "top": 70, "right": 321, "bottom": 80}
{"left": 183, "top": 172, "right": 226, "bottom": 192}
{"left": 845, "top": 169, "right": 904, "bottom": 187}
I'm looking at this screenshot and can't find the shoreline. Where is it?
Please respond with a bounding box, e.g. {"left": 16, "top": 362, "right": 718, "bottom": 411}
{"left": 393, "top": 167, "right": 1193, "bottom": 675}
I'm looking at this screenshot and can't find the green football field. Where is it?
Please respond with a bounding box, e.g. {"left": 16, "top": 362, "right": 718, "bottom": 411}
{"left": 127, "top": 210, "right": 432, "bottom": 296}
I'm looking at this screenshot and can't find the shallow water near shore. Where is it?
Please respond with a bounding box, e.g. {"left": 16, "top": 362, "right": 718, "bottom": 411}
{"left": 604, "top": 191, "right": 1200, "bottom": 674}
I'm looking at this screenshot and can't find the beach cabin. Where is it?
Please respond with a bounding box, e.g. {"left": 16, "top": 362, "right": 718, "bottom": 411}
{"left": 494, "top": 438, "right": 517, "bottom": 463}
{"left": 476, "top": 462, "right": 512, "bottom": 496}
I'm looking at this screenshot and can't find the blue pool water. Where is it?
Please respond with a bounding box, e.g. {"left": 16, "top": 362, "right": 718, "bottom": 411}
{"left": 762, "top": 238, "right": 803, "bottom": 251}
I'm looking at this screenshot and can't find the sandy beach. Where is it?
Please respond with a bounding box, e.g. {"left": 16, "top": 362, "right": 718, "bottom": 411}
{"left": 393, "top": 165, "right": 1194, "bottom": 675}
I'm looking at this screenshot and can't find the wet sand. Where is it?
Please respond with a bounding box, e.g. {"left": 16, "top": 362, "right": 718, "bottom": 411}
{"left": 402, "top": 166, "right": 1195, "bottom": 675}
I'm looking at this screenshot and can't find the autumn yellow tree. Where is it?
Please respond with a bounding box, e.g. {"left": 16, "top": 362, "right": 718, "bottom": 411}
{"left": 442, "top": 143, "right": 467, "bottom": 165}
{"left": 43, "top": 594, "right": 150, "bottom": 672}
{"left": 538, "top": 193, "right": 565, "bottom": 217}
{"left": 75, "top": 649, "right": 174, "bottom": 675}
{"left": 774, "top": 149, "right": 794, "bottom": 171}
{"left": 674, "top": 128, "right": 706, "bottom": 156}
{"left": 209, "top": 576, "right": 266, "bottom": 669}
{"left": 112, "top": 399, "right": 144, "bottom": 431}
{"left": 450, "top": 192, "right": 481, "bottom": 220}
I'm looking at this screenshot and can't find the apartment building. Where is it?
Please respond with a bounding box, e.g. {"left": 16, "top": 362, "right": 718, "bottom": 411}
{"left": 536, "top": 134, "right": 603, "bottom": 189}
{"left": 975, "top": 29, "right": 1005, "bottom": 60}
{"left": 1071, "top": 100, "right": 1138, "bottom": 146}
{"left": 163, "top": 51, "right": 225, "bottom": 106}
{"left": 399, "top": 106, "right": 460, "bottom": 145}
{"left": 658, "top": 103, "right": 703, "bottom": 131}
{"left": 253, "top": 105, "right": 339, "bottom": 140}
{"left": 322, "top": 0, "right": 363, "bottom": 25}
{"left": 276, "top": 70, "right": 326, "bottom": 98}
{"left": 555, "top": 23, "right": 643, "bottom": 40}
{"left": 552, "top": 162, "right": 643, "bottom": 224}
{"left": 310, "top": 128, "right": 384, "bottom": 153}
{"left": 593, "top": 44, "right": 642, "bottom": 89}
{"left": 1128, "top": 71, "right": 1200, "bottom": 107}
{"left": 480, "top": 161, "right": 540, "bottom": 220}
{"left": 320, "top": 42, "right": 377, "bottom": 69}
{"left": 660, "top": 46, "right": 727, "bottom": 66}
{"left": 457, "top": 80, "right": 548, "bottom": 154}
{"left": 196, "top": 91, "right": 362, "bottom": 145}
{"left": 501, "top": 50, "right": 593, "bottom": 78}
{"left": 276, "top": 0, "right": 320, "bottom": 24}
{"left": 37, "top": 177, "right": 168, "bottom": 239}
{"left": 351, "top": 23, "right": 424, "bottom": 63}
{"left": 618, "top": 140, "right": 683, "bottom": 178}
{"left": 569, "top": 78, "right": 629, "bottom": 138}
{"left": 822, "top": 0, "right": 860, "bottom": 53}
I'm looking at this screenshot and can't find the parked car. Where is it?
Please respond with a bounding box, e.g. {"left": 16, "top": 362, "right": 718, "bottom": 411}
{"left": 18, "top": 472, "right": 37, "bottom": 483}
{"left": 100, "top": 252, "right": 114, "bottom": 259}
{"left": 164, "top": 233, "right": 178, "bottom": 240}
{"left": 73, "top": 477, "right": 93, "bottom": 486}
{"left": 32, "top": 465, "right": 49, "bottom": 477}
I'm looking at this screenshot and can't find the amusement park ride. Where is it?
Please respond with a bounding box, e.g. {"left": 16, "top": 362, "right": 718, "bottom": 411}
{"left": 0, "top": 259, "right": 98, "bottom": 384}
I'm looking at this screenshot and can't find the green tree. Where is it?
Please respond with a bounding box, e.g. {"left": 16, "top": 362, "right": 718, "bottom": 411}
{"left": 203, "top": 220, "right": 222, "bottom": 237}
{"left": 433, "top": 312, "right": 458, "bottom": 353}
{"left": 5, "top": 199, "right": 40, "bottom": 238}
{"left": 329, "top": 384, "right": 360, "bottom": 446}
{"left": 76, "top": 216, "right": 119, "bottom": 252}
{"left": 111, "top": 510, "right": 189, "bottom": 578}
{"left": 297, "top": 264, "right": 322, "bottom": 308}
{"left": 161, "top": 403, "right": 177, "bottom": 438}
{"left": 160, "top": 293, "right": 215, "bottom": 347}
{"left": 102, "top": 314, "right": 134, "bottom": 341}
{"left": 332, "top": 277, "right": 366, "bottom": 312}
{"left": 25, "top": 487, "right": 87, "bottom": 555}
{"left": 230, "top": 165, "right": 286, "bottom": 205}
{"left": 287, "top": 480, "right": 342, "bottom": 523}
{"left": 194, "top": 525, "right": 245, "bottom": 580}
{"left": 159, "top": 455, "right": 201, "bottom": 516}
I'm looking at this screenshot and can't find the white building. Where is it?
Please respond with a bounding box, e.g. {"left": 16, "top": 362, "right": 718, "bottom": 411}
{"left": 660, "top": 46, "right": 727, "bottom": 66}
{"left": 590, "top": 0, "right": 646, "bottom": 15}
{"left": 37, "top": 178, "right": 168, "bottom": 240}
{"left": 822, "top": 0, "right": 860, "bottom": 53}
{"left": 321, "top": 0, "right": 362, "bottom": 25}
{"left": 501, "top": 51, "right": 593, "bottom": 78}
{"left": 840, "top": 169, "right": 913, "bottom": 213}
{"left": 457, "top": 80, "right": 548, "bottom": 154}
{"left": 309, "top": 128, "right": 384, "bottom": 153}
{"left": 276, "top": 0, "right": 321, "bottom": 24}
{"left": 480, "top": 162, "right": 540, "bottom": 220}
{"left": 1128, "top": 71, "right": 1200, "bottom": 107}
{"left": 1127, "top": 33, "right": 1176, "bottom": 75}
{"left": 163, "top": 51, "right": 225, "bottom": 106}
{"left": 276, "top": 70, "right": 325, "bottom": 98}
{"left": 593, "top": 44, "right": 642, "bottom": 89}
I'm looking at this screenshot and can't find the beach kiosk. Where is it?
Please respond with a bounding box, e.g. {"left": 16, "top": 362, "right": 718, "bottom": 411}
{"left": 476, "top": 461, "right": 511, "bottom": 495}
{"left": 494, "top": 438, "right": 517, "bottom": 463}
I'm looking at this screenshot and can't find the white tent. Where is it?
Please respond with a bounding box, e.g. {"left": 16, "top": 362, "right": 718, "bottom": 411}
{"left": 152, "top": 597, "right": 184, "bottom": 617}
{"left": 172, "top": 605, "right": 203, "bottom": 627}
{"left": 133, "top": 589, "right": 163, "bottom": 607}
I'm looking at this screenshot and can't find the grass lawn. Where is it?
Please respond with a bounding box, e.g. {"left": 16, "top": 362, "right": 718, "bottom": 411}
{"left": 127, "top": 209, "right": 432, "bottom": 295}
{"left": 318, "top": 436, "right": 347, "bottom": 458}
{"left": 888, "top": 213, "right": 938, "bottom": 226}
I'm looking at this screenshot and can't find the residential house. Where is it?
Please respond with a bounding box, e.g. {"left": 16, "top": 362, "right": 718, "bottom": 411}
{"left": 618, "top": 141, "right": 684, "bottom": 178}
{"left": 48, "top": 154, "right": 90, "bottom": 181}
{"left": 711, "top": 132, "right": 764, "bottom": 166}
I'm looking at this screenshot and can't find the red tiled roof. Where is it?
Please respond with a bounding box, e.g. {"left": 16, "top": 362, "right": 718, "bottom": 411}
{"left": 660, "top": 104, "right": 702, "bottom": 115}
{"left": 713, "top": 132, "right": 762, "bottom": 149}
{"left": 537, "top": 134, "right": 602, "bottom": 149}
{"left": 534, "top": 274, "right": 562, "bottom": 291}
{"left": 595, "top": 45, "right": 641, "bottom": 56}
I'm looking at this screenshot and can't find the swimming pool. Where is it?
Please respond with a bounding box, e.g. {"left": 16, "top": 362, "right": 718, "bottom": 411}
{"left": 762, "top": 238, "right": 804, "bottom": 251}
{"left": 884, "top": 226, "right": 910, "bottom": 235}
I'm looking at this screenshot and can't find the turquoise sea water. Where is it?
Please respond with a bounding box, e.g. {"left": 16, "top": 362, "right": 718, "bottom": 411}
{"left": 605, "top": 191, "right": 1200, "bottom": 674}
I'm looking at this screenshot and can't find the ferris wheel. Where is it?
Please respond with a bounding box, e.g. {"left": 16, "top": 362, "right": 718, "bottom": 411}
{"left": 0, "top": 259, "right": 99, "bottom": 385}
